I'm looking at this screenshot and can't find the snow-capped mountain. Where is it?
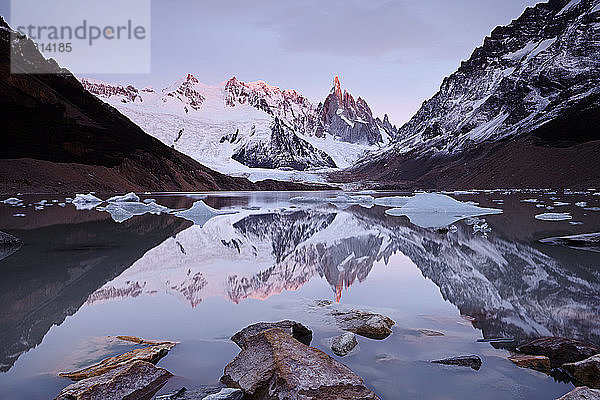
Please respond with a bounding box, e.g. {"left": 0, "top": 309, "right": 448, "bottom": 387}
{"left": 80, "top": 75, "right": 396, "bottom": 181}
{"left": 394, "top": 0, "right": 600, "bottom": 153}
{"left": 316, "top": 76, "right": 395, "bottom": 145}
{"left": 349, "top": 0, "right": 600, "bottom": 189}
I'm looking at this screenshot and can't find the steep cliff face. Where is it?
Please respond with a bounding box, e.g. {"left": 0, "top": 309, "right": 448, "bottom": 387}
{"left": 394, "top": 0, "right": 600, "bottom": 152}
{"left": 0, "top": 17, "right": 262, "bottom": 194}
{"left": 316, "top": 77, "right": 395, "bottom": 145}
{"left": 346, "top": 0, "right": 600, "bottom": 189}
{"left": 232, "top": 118, "right": 337, "bottom": 170}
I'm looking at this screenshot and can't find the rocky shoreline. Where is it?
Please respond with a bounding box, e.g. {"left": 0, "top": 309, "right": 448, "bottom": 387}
{"left": 52, "top": 304, "right": 600, "bottom": 400}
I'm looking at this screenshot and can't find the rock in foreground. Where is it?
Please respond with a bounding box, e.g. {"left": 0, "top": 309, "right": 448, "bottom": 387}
{"left": 332, "top": 309, "right": 395, "bottom": 340}
{"left": 517, "top": 337, "right": 600, "bottom": 368}
{"left": 221, "top": 328, "right": 380, "bottom": 400}
{"left": 59, "top": 343, "right": 176, "bottom": 380}
{"left": 331, "top": 332, "right": 358, "bottom": 357}
{"left": 231, "top": 320, "right": 312, "bottom": 349}
{"left": 431, "top": 355, "right": 482, "bottom": 370}
{"left": 508, "top": 354, "right": 551, "bottom": 373}
{"left": 557, "top": 386, "right": 600, "bottom": 400}
{"left": 563, "top": 355, "right": 600, "bottom": 389}
{"left": 55, "top": 360, "right": 172, "bottom": 400}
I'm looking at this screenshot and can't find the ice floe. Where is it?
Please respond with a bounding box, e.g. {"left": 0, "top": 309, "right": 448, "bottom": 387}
{"left": 72, "top": 193, "right": 103, "bottom": 210}
{"left": 97, "top": 201, "right": 171, "bottom": 223}
{"left": 106, "top": 192, "right": 141, "bottom": 203}
{"left": 173, "top": 200, "right": 236, "bottom": 227}
{"left": 534, "top": 212, "right": 572, "bottom": 221}
{"left": 3, "top": 197, "right": 22, "bottom": 205}
{"left": 384, "top": 193, "right": 502, "bottom": 228}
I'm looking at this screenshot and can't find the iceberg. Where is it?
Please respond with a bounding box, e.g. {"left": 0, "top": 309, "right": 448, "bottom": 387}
{"left": 72, "top": 193, "right": 103, "bottom": 210}
{"left": 384, "top": 193, "right": 502, "bottom": 228}
{"left": 106, "top": 192, "right": 141, "bottom": 203}
{"left": 173, "top": 200, "right": 236, "bottom": 227}
{"left": 97, "top": 201, "right": 171, "bottom": 223}
{"left": 3, "top": 197, "right": 22, "bottom": 205}
{"left": 534, "top": 212, "right": 572, "bottom": 221}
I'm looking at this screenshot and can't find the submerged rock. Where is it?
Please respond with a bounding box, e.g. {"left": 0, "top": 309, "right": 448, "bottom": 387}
{"left": 517, "top": 337, "right": 600, "bottom": 368}
{"left": 231, "top": 320, "right": 312, "bottom": 349}
{"left": 418, "top": 329, "right": 445, "bottom": 337}
{"left": 508, "top": 354, "right": 551, "bottom": 373}
{"left": 331, "top": 332, "right": 358, "bottom": 357}
{"left": 431, "top": 355, "right": 482, "bottom": 370}
{"left": 332, "top": 309, "right": 395, "bottom": 340}
{"left": 221, "top": 328, "right": 380, "bottom": 400}
{"left": 563, "top": 355, "right": 600, "bottom": 389}
{"left": 156, "top": 387, "right": 244, "bottom": 400}
{"left": 115, "top": 335, "right": 177, "bottom": 346}
{"left": 59, "top": 342, "right": 176, "bottom": 380}
{"left": 540, "top": 232, "right": 600, "bottom": 253}
{"left": 0, "top": 231, "right": 23, "bottom": 261}
{"left": 55, "top": 360, "right": 172, "bottom": 400}
{"left": 557, "top": 386, "right": 600, "bottom": 400}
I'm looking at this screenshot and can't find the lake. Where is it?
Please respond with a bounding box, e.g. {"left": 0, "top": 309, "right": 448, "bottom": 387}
{"left": 0, "top": 190, "right": 599, "bottom": 400}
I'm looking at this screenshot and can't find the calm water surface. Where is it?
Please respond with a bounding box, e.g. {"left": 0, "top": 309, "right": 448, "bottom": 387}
{"left": 0, "top": 190, "right": 599, "bottom": 400}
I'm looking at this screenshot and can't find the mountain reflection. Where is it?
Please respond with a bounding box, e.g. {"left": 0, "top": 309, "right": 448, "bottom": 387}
{"left": 87, "top": 204, "right": 600, "bottom": 345}
{"left": 1, "top": 197, "right": 599, "bottom": 374}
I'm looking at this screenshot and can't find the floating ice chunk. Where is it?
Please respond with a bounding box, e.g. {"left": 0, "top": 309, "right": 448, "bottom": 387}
{"left": 546, "top": 206, "right": 555, "bottom": 210}
{"left": 385, "top": 193, "right": 502, "bottom": 228}
{"left": 3, "top": 197, "right": 22, "bottom": 205}
{"left": 575, "top": 202, "right": 587, "bottom": 207}
{"left": 329, "top": 194, "right": 374, "bottom": 209}
{"left": 12, "top": 213, "right": 25, "bottom": 217}
{"left": 72, "top": 193, "right": 103, "bottom": 210}
{"left": 106, "top": 192, "right": 140, "bottom": 203}
{"left": 34, "top": 206, "right": 44, "bottom": 210}
{"left": 536, "top": 204, "right": 545, "bottom": 208}
{"left": 73, "top": 193, "right": 103, "bottom": 203}
{"left": 553, "top": 202, "right": 570, "bottom": 206}
{"left": 97, "top": 203, "right": 134, "bottom": 223}
{"left": 65, "top": 197, "right": 73, "bottom": 203}
{"left": 143, "top": 198, "right": 156, "bottom": 204}
{"left": 584, "top": 207, "right": 600, "bottom": 211}
{"left": 173, "top": 200, "right": 236, "bottom": 227}
{"left": 373, "top": 196, "right": 411, "bottom": 208}
{"left": 521, "top": 199, "right": 539, "bottom": 203}
{"left": 535, "top": 212, "right": 572, "bottom": 221}
{"left": 290, "top": 196, "right": 328, "bottom": 204}
{"left": 569, "top": 221, "right": 583, "bottom": 225}
{"left": 97, "top": 201, "right": 171, "bottom": 223}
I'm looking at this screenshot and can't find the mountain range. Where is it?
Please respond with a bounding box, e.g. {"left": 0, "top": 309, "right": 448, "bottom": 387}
{"left": 2, "top": 0, "right": 600, "bottom": 192}
{"left": 80, "top": 75, "right": 397, "bottom": 182}
{"left": 0, "top": 17, "right": 324, "bottom": 194}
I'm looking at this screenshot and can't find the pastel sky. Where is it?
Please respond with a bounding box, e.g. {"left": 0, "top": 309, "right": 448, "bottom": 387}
{"left": 2, "top": 0, "right": 541, "bottom": 124}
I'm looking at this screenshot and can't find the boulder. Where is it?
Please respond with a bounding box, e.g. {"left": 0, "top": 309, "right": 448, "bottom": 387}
{"left": 517, "top": 337, "right": 600, "bottom": 368}
{"left": 508, "top": 354, "right": 551, "bottom": 372}
{"left": 431, "top": 355, "right": 482, "bottom": 370}
{"left": 331, "top": 332, "right": 358, "bottom": 357}
{"left": 557, "top": 386, "right": 600, "bottom": 400}
{"left": 231, "top": 320, "right": 312, "bottom": 349}
{"left": 563, "top": 355, "right": 600, "bottom": 389}
{"left": 59, "top": 343, "right": 176, "bottom": 380}
{"left": 221, "top": 328, "right": 380, "bottom": 400}
{"left": 55, "top": 360, "right": 172, "bottom": 400}
{"left": 331, "top": 310, "right": 395, "bottom": 340}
